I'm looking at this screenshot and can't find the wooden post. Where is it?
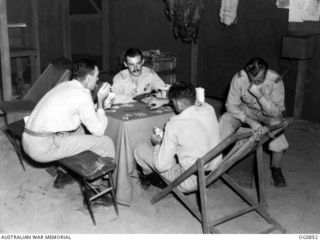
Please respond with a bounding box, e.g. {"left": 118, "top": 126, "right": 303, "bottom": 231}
{"left": 61, "top": 0, "right": 71, "bottom": 60}
{"left": 293, "top": 60, "right": 307, "bottom": 119}
{"left": 190, "top": 41, "right": 198, "bottom": 86}
{"left": 30, "top": 0, "right": 41, "bottom": 84}
{"left": 101, "top": 0, "right": 110, "bottom": 72}
{"left": 256, "top": 145, "right": 266, "bottom": 205}
{"left": 0, "top": 0, "right": 12, "bottom": 101}
{"left": 197, "top": 160, "right": 209, "bottom": 234}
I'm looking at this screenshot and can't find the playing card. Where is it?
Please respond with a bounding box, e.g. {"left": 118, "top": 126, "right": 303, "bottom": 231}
{"left": 121, "top": 103, "right": 134, "bottom": 108}
{"left": 105, "top": 109, "right": 116, "bottom": 113}
{"left": 133, "top": 112, "right": 147, "bottom": 117}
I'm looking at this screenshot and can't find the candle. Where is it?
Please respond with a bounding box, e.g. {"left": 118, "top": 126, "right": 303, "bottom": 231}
{"left": 196, "top": 87, "right": 205, "bottom": 103}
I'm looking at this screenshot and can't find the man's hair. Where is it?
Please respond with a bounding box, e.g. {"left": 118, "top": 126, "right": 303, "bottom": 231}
{"left": 244, "top": 57, "right": 269, "bottom": 77}
{"left": 124, "top": 48, "right": 144, "bottom": 61}
{"left": 168, "top": 81, "right": 196, "bottom": 104}
{"left": 71, "top": 59, "right": 97, "bottom": 80}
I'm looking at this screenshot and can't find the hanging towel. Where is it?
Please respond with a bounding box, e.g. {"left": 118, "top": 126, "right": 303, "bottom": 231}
{"left": 219, "top": 0, "right": 239, "bottom": 26}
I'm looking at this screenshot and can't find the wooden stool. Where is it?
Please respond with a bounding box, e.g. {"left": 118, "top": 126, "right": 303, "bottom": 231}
{"left": 58, "top": 151, "right": 119, "bottom": 225}
{"left": 3, "top": 119, "right": 118, "bottom": 225}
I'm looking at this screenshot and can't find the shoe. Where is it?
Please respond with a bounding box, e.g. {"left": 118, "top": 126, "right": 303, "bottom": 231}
{"left": 138, "top": 171, "right": 151, "bottom": 190}
{"left": 53, "top": 170, "right": 74, "bottom": 189}
{"left": 146, "top": 172, "right": 166, "bottom": 189}
{"left": 83, "top": 188, "right": 114, "bottom": 208}
{"left": 271, "top": 168, "right": 286, "bottom": 187}
{"left": 46, "top": 166, "right": 58, "bottom": 177}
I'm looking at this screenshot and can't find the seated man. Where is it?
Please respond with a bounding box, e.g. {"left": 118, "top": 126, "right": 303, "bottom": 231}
{"left": 112, "top": 48, "right": 166, "bottom": 103}
{"left": 22, "top": 59, "right": 115, "bottom": 194}
{"left": 219, "top": 57, "right": 289, "bottom": 187}
{"left": 134, "top": 82, "right": 221, "bottom": 192}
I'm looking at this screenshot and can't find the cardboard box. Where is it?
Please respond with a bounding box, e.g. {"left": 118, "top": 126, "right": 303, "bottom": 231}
{"left": 281, "top": 34, "right": 315, "bottom": 59}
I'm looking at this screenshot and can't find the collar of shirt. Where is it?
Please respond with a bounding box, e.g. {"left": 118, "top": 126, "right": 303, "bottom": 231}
{"left": 69, "top": 79, "right": 90, "bottom": 93}
{"left": 171, "top": 103, "right": 210, "bottom": 121}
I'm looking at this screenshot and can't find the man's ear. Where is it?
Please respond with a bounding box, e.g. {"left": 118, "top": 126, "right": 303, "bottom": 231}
{"left": 141, "top": 59, "right": 145, "bottom": 65}
{"left": 82, "top": 77, "right": 89, "bottom": 89}
{"left": 177, "top": 100, "right": 183, "bottom": 111}
{"left": 123, "top": 62, "right": 128, "bottom": 68}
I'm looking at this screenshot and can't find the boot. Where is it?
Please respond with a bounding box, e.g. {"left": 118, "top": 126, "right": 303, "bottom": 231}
{"left": 138, "top": 171, "right": 151, "bottom": 190}
{"left": 45, "top": 165, "right": 58, "bottom": 177}
{"left": 146, "top": 172, "right": 166, "bottom": 189}
{"left": 271, "top": 167, "right": 286, "bottom": 187}
{"left": 53, "top": 170, "right": 74, "bottom": 189}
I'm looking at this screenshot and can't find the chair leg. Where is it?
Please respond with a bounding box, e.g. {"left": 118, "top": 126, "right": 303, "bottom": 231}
{"left": 1, "top": 112, "right": 8, "bottom": 127}
{"left": 4, "top": 130, "right": 26, "bottom": 171}
{"left": 197, "top": 160, "right": 210, "bottom": 234}
{"left": 256, "top": 145, "right": 266, "bottom": 205}
{"left": 82, "top": 178, "right": 96, "bottom": 225}
{"left": 15, "top": 139, "right": 26, "bottom": 171}
{"left": 108, "top": 172, "right": 119, "bottom": 216}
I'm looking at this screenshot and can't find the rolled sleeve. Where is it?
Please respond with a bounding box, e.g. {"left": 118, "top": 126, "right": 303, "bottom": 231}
{"left": 225, "top": 73, "right": 247, "bottom": 122}
{"left": 79, "top": 95, "right": 108, "bottom": 136}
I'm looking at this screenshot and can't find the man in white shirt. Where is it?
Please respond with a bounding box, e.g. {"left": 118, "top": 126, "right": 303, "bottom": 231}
{"left": 219, "top": 57, "right": 289, "bottom": 187}
{"left": 22, "top": 59, "right": 115, "bottom": 191}
{"left": 134, "top": 82, "right": 221, "bottom": 192}
{"left": 112, "top": 48, "right": 166, "bottom": 103}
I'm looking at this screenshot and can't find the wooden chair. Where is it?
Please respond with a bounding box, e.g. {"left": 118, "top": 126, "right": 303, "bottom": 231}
{"left": 150, "top": 119, "right": 292, "bottom": 234}
{"left": 3, "top": 119, "right": 118, "bottom": 225}
{"left": 0, "top": 62, "right": 71, "bottom": 126}
{"left": 59, "top": 151, "right": 119, "bottom": 225}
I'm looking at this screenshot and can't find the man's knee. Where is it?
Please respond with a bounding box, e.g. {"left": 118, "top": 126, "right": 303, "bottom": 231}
{"left": 100, "top": 135, "right": 115, "bottom": 158}
{"left": 133, "top": 143, "right": 149, "bottom": 164}
{"left": 134, "top": 143, "right": 154, "bottom": 175}
{"left": 219, "top": 112, "right": 240, "bottom": 139}
{"left": 262, "top": 116, "right": 283, "bottom": 126}
{"left": 133, "top": 144, "right": 143, "bottom": 163}
{"left": 269, "top": 134, "right": 289, "bottom": 152}
{"left": 219, "top": 112, "right": 234, "bottom": 123}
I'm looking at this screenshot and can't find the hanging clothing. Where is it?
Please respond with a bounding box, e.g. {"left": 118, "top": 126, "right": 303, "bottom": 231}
{"left": 164, "top": 0, "right": 204, "bottom": 43}
{"left": 219, "top": 0, "right": 239, "bottom": 26}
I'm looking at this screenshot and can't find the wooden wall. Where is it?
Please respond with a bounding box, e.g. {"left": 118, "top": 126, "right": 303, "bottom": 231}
{"left": 6, "top": 0, "right": 320, "bottom": 122}
{"left": 7, "top": 0, "right": 64, "bottom": 71}
{"left": 37, "top": 0, "right": 64, "bottom": 69}
{"left": 107, "top": 0, "right": 191, "bottom": 82}
{"left": 304, "top": 37, "right": 320, "bottom": 122}
{"left": 198, "top": 0, "right": 289, "bottom": 98}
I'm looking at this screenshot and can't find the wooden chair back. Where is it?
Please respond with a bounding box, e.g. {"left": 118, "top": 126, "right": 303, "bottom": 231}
{"left": 150, "top": 119, "right": 292, "bottom": 233}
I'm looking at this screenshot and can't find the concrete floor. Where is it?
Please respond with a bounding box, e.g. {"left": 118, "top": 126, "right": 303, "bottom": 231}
{"left": 0, "top": 117, "right": 320, "bottom": 234}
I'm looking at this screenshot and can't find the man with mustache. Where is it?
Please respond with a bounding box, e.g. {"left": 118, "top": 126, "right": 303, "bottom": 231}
{"left": 112, "top": 48, "right": 166, "bottom": 103}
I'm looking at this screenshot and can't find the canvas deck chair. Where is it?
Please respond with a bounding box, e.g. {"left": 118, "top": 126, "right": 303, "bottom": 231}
{"left": 150, "top": 118, "right": 292, "bottom": 234}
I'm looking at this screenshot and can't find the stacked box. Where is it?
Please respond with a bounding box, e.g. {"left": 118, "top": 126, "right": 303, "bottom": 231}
{"left": 143, "top": 51, "right": 176, "bottom": 85}
{"left": 119, "top": 50, "right": 176, "bottom": 85}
